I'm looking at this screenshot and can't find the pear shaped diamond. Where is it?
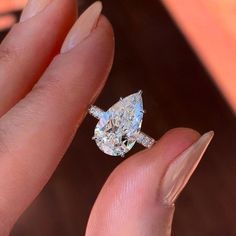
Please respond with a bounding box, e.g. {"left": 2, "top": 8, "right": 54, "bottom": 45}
{"left": 94, "top": 91, "right": 144, "bottom": 157}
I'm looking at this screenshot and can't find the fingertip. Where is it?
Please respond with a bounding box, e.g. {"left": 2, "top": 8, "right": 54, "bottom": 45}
{"left": 97, "top": 15, "right": 115, "bottom": 41}
{"left": 36, "top": 14, "right": 115, "bottom": 103}
{"left": 102, "top": 127, "right": 201, "bottom": 186}
{"left": 153, "top": 127, "right": 201, "bottom": 157}
{"left": 124, "top": 127, "right": 201, "bottom": 169}
{"left": 88, "top": 15, "right": 115, "bottom": 59}
{"left": 159, "top": 127, "right": 200, "bottom": 144}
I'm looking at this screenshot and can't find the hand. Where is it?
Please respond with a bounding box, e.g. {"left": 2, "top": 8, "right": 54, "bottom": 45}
{"left": 0, "top": 1, "right": 213, "bottom": 235}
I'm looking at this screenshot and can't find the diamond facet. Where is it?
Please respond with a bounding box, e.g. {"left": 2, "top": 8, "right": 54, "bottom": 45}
{"left": 94, "top": 91, "right": 144, "bottom": 157}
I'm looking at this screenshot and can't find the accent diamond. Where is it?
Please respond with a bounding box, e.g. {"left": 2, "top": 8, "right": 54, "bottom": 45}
{"left": 94, "top": 91, "right": 144, "bottom": 157}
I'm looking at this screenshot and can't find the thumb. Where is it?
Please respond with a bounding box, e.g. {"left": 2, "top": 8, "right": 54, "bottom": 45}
{"left": 85, "top": 128, "right": 214, "bottom": 236}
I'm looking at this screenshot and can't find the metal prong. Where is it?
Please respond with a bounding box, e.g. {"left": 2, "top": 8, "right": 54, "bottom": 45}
{"left": 92, "top": 136, "right": 96, "bottom": 140}
{"left": 120, "top": 97, "right": 123, "bottom": 101}
{"left": 121, "top": 154, "right": 125, "bottom": 158}
{"left": 142, "top": 110, "right": 146, "bottom": 114}
{"left": 138, "top": 90, "right": 143, "bottom": 95}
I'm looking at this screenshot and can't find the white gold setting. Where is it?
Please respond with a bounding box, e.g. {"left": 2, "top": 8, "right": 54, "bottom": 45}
{"left": 88, "top": 91, "right": 155, "bottom": 157}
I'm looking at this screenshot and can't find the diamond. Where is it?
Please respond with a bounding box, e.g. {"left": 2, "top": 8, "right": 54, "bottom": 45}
{"left": 94, "top": 91, "right": 144, "bottom": 157}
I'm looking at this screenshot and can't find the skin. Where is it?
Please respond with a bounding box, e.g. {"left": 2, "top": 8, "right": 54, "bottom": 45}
{"left": 162, "top": 0, "right": 236, "bottom": 113}
{"left": 0, "top": 0, "right": 222, "bottom": 235}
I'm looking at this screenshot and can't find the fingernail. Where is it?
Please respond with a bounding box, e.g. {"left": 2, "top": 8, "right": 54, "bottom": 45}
{"left": 161, "top": 131, "right": 214, "bottom": 205}
{"left": 61, "top": 1, "right": 102, "bottom": 53}
{"left": 20, "top": 0, "right": 53, "bottom": 22}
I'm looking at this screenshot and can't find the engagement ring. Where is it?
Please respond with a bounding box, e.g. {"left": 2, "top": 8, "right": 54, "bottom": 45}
{"left": 88, "top": 91, "right": 155, "bottom": 157}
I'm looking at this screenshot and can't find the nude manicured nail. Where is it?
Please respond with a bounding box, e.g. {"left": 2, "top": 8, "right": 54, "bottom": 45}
{"left": 20, "top": 0, "right": 54, "bottom": 22}
{"left": 61, "top": 1, "right": 102, "bottom": 53}
{"left": 161, "top": 131, "right": 214, "bottom": 205}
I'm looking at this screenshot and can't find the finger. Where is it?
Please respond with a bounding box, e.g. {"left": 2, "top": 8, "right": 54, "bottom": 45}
{"left": 0, "top": 4, "right": 114, "bottom": 233}
{"left": 0, "top": 0, "right": 77, "bottom": 116}
{"left": 162, "top": 0, "right": 236, "bottom": 113}
{"left": 86, "top": 129, "right": 214, "bottom": 236}
{"left": 0, "top": 14, "right": 17, "bottom": 31}
{"left": 0, "top": 0, "right": 27, "bottom": 13}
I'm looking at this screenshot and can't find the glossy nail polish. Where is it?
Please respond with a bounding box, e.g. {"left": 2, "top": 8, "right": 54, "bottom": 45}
{"left": 161, "top": 131, "right": 214, "bottom": 205}
{"left": 20, "top": 0, "right": 54, "bottom": 22}
{"left": 61, "top": 1, "right": 102, "bottom": 53}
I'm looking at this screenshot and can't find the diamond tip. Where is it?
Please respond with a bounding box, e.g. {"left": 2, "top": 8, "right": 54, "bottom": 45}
{"left": 138, "top": 90, "right": 143, "bottom": 95}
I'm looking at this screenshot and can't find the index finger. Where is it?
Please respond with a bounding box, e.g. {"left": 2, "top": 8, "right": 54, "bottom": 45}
{"left": 0, "top": 0, "right": 77, "bottom": 116}
{"left": 0, "top": 4, "right": 114, "bottom": 233}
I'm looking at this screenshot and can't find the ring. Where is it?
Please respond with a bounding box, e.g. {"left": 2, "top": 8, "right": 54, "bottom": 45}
{"left": 88, "top": 91, "right": 155, "bottom": 157}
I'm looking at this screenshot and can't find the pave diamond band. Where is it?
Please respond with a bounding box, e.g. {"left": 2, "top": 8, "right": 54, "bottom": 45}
{"left": 136, "top": 131, "right": 155, "bottom": 148}
{"left": 89, "top": 105, "right": 155, "bottom": 149}
{"left": 88, "top": 91, "right": 156, "bottom": 157}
